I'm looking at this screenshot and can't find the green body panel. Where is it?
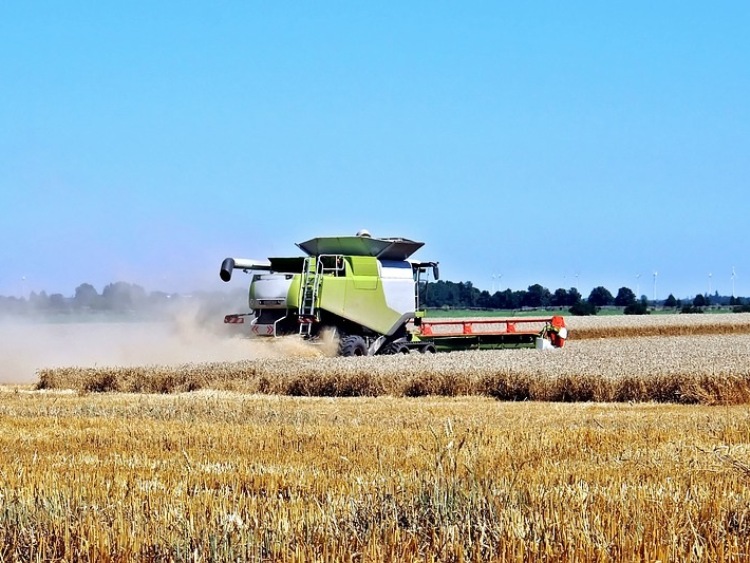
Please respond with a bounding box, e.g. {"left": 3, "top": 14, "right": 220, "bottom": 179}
{"left": 320, "top": 279, "right": 403, "bottom": 336}
{"left": 281, "top": 255, "right": 406, "bottom": 335}
{"left": 286, "top": 275, "right": 302, "bottom": 309}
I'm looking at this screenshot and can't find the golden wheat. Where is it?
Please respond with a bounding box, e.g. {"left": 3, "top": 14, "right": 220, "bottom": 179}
{"left": 1, "top": 391, "right": 749, "bottom": 561}
{"left": 567, "top": 311, "right": 750, "bottom": 339}
{"left": 37, "top": 331, "right": 750, "bottom": 404}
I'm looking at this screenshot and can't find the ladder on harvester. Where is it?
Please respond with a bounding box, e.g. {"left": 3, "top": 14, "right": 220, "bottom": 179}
{"left": 298, "top": 256, "right": 321, "bottom": 337}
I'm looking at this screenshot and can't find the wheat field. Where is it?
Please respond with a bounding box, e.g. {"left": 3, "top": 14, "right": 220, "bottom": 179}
{"left": 1, "top": 390, "right": 750, "bottom": 562}
{"left": 37, "top": 313, "right": 750, "bottom": 404}
{"left": 4, "top": 313, "right": 750, "bottom": 561}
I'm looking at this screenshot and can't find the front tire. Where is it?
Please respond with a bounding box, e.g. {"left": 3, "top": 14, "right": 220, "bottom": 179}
{"left": 339, "top": 335, "right": 368, "bottom": 357}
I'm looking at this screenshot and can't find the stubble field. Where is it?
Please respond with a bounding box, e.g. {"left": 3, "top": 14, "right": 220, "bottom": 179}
{"left": 2, "top": 313, "right": 750, "bottom": 561}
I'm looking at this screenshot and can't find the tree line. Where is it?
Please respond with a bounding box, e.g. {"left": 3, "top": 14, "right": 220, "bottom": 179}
{"left": 0, "top": 282, "right": 178, "bottom": 316}
{"left": 1, "top": 279, "right": 748, "bottom": 317}
{"left": 421, "top": 280, "right": 749, "bottom": 315}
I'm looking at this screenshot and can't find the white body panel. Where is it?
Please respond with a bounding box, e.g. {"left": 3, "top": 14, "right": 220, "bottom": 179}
{"left": 234, "top": 259, "right": 271, "bottom": 271}
{"left": 379, "top": 260, "right": 417, "bottom": 315}
{"left": 249, "top": 274, "right": 293, "bottom": 309}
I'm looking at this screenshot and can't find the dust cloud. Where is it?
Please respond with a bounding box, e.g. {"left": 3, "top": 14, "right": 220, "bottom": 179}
{"left": 0, "top": 303, "right": 334, "bottom": 384}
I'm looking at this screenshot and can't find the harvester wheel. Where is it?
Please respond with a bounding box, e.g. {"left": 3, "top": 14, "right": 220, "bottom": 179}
{"left": 420, "top": 344, "right": 437, "bottom": 354}
{"left": 381, "top": 342, "right": 410, "bottom": 355}
{"left": 339, "top": 335, "right": 368, "bottom": 357}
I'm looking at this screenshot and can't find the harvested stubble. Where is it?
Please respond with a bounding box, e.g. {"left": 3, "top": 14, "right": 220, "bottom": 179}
{"left": 567, "top": 312, "right": 750, "bottom": 340}
{"left": 37, "top": 333, "right": 750, "bottom": 404}
{"left": 1, "top": 391, "right": 750, "bottom": 561}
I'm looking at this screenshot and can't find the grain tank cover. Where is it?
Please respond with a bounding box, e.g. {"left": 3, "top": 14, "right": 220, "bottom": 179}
{"left": 296, "top": 236, "right": 424, "bottom": 261}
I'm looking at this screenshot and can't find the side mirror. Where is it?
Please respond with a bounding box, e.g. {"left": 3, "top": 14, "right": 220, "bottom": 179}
{"left": 432, "top": 264, "right": 440, "bottom": 280}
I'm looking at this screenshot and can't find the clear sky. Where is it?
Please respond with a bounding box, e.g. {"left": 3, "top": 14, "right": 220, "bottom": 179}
{"left": 1, "top": 2, "right": 748, "bottom": 300}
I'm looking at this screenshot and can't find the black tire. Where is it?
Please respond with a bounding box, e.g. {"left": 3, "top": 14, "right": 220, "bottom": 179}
{"left": 420, "top": 344, "right": 437, "bottom": 354}
{"left": 381, "top": 342, "right": 411, "bottom": 355}
{"left": 339, "top": 335, "right": 368, "bottom": 357}
{"left": 394, "top": 343, "right": 411, "bottom": 354}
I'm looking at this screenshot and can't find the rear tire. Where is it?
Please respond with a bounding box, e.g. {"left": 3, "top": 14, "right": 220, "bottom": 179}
{"left": 339, "top": 335, "right": 368, "bottom": 357}
{"left": 381, "top": 342, "right": 411, "bottom": 355}
{"left": 394, "top": 343, "right": 411, "bottom": 354}
{"left": 420, "top": 344, "right": 437, "bottom": 354}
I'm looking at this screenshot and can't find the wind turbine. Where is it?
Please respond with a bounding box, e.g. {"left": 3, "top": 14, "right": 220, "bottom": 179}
{"left": 636, "top": 274, "right": 640, "bottom": 299}
{"left": 708, "top": 272, "right": 712, "bottom": 296}
{"left": 652, "top": 271, "right": 658, "bottom": 302}
{"left": 491, "top": 274, "right": 502, "bottom": 293}
{"left": 732, "top": 267, "right": 736, "bottom": 299}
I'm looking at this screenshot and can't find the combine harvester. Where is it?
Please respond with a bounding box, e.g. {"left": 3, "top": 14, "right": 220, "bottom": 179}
{"left": 219, "top": 231, "right": 567, "bottom": 356}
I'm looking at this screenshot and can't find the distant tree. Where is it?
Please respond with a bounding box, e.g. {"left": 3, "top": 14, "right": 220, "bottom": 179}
{"left": 693, "top": 294, "right": 707, "bottom": 308}
{"left": 588, "top": 286, "right": 614, "bottom": 307}
{"left": 476, "top": 290, "right": 492, "bottom": 309}
{"left": 523, "top": 284, "right": 551, "bottom": 308}
{"left": 614, "top": 287, "right": 637, "bottom": 307}
{"left": 29, "top": 291, "right": 50, "bottom": 312}
{"left": 0, "top": 296, "right": 26, "bottom": 315}
{"left": 101, "top": 282, "right": 147, "bottom": 312}
{"left": 424, "top": 280, "right": 450, "bottom": 308}
{"left": 457, "top": 281, "right": 477, "bottom": 308}
{"left": 490, "top": 288, "right": 524, "bottom": 310}
{"left": 48, "top": 293, "right": 69, "bottom": 313}
{"left": 663, "top": 294, "right": 678, "bottom": 308}
{"left": 682, "top": 304, "right": 704, "bottom": 314}
{"left": 550, "top": 288, "right": 569, "bottom": 308}
{"left": 489, "top": 289, "right": 506, "bottom": 309}
{"left": 566, "top": 287, "right": 582, "bottom": 306}
{"left": 569, "top": 300, "right": 598, "bottom": 316}
{"left": 624, "top": 301, "right": 650, "bottom": 315}
{"left": 74, "top": 283, "right": 100, "bottom": 310}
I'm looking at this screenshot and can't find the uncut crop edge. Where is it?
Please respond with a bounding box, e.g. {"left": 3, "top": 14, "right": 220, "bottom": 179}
{"left": 35, "top": 363, "right": 750, "bottom": 406}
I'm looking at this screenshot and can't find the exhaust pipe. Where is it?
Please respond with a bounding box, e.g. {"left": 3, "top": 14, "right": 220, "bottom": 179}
{"left": 220, "top": 258, "right": 236, "bottom": 282}
{"left": 220, "top": 257, "right": 272, "bottom": 282}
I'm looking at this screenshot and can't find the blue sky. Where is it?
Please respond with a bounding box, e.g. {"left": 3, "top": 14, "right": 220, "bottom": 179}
{"left": 1, "top": 2, "right": 748, "bottom": 300}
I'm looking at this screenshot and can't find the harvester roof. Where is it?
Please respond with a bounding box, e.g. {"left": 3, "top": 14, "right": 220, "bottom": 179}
{"left": 296, "top": 235, "right": 424, "bottom": 261}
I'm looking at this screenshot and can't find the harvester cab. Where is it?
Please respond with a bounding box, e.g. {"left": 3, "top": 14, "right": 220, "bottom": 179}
{"left": 219, "top": 232, "right": 566, "bottom": 356}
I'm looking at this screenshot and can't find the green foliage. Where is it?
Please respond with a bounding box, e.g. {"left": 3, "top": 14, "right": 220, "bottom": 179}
{"left": 588, "top": 286, "right": 614, "bottom": 307}
{"left": 522, "top": 284, "right": 551, "bottom": 308}
{"left": 614, "top": 287, "right": 637, "bottom": 307}
{"left": 569, "top": 301, "right": 599, "bottom": 316}
{"left": 681, "top": 305, "right": 704, "bottom": 314}
{"left": 623, "top": 301, "right": 650, "bottom": 315}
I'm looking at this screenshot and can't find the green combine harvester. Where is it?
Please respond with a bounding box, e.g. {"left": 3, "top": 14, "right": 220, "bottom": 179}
{"left": 219, "top": 231, "right": 567, "bottom": 356}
